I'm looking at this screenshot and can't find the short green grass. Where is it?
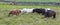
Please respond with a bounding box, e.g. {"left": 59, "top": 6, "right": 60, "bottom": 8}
{"left": 4, "top": 0, "right": 60, "bottom": 2}
{"left": 0, "top": 5, "right": 60, "bottom": 25}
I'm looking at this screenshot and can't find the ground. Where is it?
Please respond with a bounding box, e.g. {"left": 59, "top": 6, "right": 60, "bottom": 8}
{"left": 0, "top": 5, "right": 60, "bottom": 25}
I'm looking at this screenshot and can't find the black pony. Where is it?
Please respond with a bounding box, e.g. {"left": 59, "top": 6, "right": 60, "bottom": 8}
{"left": 32, "top": 8, "right": 45, "bottom": 15}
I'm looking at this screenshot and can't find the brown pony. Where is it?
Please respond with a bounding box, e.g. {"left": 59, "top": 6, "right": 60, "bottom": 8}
{"left": 44, "top": 10, "right": 56, "bottom": 19}
{"left": 8, "top": 9, "right": 21, "bottom": 17}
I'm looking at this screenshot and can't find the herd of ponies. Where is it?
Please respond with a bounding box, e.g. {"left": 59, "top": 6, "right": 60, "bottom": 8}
{"left": 8, "top": 8, "right": 56, "bottom": 19}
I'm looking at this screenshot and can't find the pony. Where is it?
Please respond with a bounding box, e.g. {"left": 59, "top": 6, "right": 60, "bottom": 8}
{"left": 21, "top": 8, "right": 34, "bottom": 14}
{"left": 32, "top": 8, "right": 45, "bottom": 15}
{"left": 8, "top": 9, "right": 21, "bottom": 17}
{"left": 44, "top": 10, "right": 56, "bottom": 19}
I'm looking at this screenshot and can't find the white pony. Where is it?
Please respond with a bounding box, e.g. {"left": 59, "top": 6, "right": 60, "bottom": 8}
{"left": 20, "top": 8, "right": 34, "bottom": 13}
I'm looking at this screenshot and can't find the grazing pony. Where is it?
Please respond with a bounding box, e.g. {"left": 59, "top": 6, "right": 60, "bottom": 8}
{"left": 32, "top": 8, "right": 45, "bottom": 15}
{"left": 44, "top": 10, "right": 56, "bottom": 19}
{"left": 8, "top": 9, "right": 21, "bottom": 17}
{"left": 21, "top": 8, "right": 34, "bottom": 14}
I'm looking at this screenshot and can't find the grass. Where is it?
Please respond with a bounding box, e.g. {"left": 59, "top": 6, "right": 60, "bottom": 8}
{"left": 0, "top": 5, "right": 60, "bottom": 25}
{"left": 4, "top": 0, "right": 60, "bottom": 2}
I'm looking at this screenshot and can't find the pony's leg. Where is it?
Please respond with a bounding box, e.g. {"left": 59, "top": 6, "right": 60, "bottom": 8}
{"left": 16, "top": 13, "right": 18, "bottom": 16}
{"left": 44, "top": 14, "right": 48, "bottom": 18}
{"left": 42, "top": 12, "right": 45, "bottom": 15}
{"left": 39, "top": 13, "right": 40, "bottom": 15}
{"left": 32, "top": 12, "right": 34, "bottom": 13}
{"left": 16, "top": 13, "right": 19, "bottom": 16}
{"left": 17, "top": 13, "right": 19, "bottom": 16}
{"left": 8, "top": 14, "right": 10, "bottom": 17}
{"left": 53, "top": 13, "right": 56, "bottom": 19}
{"left": 32, "top": 11, "right": 35, "bottom": 13}
{"left": 10, "top": 14, "right": 14, "bottom": 16}
{"left": 44, "top": 16, "right": 48, "bottom": 18}
{"left": 8, "top": 14, "right": 13, "bottom": 17}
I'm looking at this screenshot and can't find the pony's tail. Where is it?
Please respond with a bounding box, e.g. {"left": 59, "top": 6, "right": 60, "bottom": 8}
{"left": 53, "top": 13, "right": 56, "bottom": 19}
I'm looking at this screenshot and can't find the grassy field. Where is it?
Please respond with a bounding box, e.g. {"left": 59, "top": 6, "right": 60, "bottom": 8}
{"left": 4, "top": 0, "right": 60, "bottom": 2}
{"left": 0, "top": 5, "right": 60, "bottom": 25}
